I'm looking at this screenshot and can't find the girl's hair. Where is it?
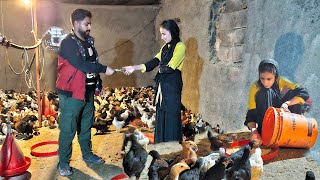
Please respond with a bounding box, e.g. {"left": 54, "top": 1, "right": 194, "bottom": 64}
{"left": 160, "top": 19, "right": 180, "bottom": 44}
{"left": 258, "top": 59, "right": 279, "bottom": 77}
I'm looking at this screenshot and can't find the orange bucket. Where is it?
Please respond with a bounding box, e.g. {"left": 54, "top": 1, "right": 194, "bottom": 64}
{"left": 262, "top": 107, "right": 318, "bottom": 148}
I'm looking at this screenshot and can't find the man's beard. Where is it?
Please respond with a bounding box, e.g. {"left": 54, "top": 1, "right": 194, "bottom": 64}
{"left": 79, "top": 29, "right": 90, "bottom": 39}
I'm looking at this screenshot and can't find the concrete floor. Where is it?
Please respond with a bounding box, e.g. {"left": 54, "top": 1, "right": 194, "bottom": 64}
{"left": 1, "top": 127, "right": 320, "bottom": 180}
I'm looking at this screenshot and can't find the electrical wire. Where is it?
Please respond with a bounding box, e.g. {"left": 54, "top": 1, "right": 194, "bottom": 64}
{"left": 5, "top": 48, "right": 28, "bottom": 75}
{"left": 99, "top": 6, "right": 162, "bottom": 56}
{"left": 38, "top": 44, "right": 45, "bottom": 80}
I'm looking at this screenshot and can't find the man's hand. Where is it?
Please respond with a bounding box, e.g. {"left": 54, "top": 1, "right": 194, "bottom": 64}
{"left": 122, "top": 66, "right": 135, "bottom": 75}
{"left": 105, "top": 67, "right": 115, "bottom": 75}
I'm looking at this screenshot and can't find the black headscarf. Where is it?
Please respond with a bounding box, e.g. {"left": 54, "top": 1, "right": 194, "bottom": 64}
{"left": 160, "top": 19, "right": 181, "bottom": 46}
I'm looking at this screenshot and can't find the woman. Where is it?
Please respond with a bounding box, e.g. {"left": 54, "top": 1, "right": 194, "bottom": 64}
{"left": 123, "top": 19, "right": 186, "bottom": 143}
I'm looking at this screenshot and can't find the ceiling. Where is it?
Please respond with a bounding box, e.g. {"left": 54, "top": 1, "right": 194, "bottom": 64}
{"left": 57, "top": 0, "right": 160, "bottom": 5}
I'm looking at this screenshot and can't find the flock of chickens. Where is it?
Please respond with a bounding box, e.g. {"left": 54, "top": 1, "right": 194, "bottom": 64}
{"left": 0, "top": 87, "right": 203, "bottom": 140}
{"left": 0, "top": 90, "right": 59, "bottom": 140}
{"left": 122, "top": 125, "right": 264, "bottom": 180}
{"left": 0, "top": 87, "right": 266, "bottom": 180}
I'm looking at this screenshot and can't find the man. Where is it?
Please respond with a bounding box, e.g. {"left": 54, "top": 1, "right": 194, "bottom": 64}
{"left": 56, "top": 8, "right": 115, "bottom": 176}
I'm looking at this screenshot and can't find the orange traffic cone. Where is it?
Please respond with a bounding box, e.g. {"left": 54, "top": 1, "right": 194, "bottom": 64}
{"left": 0, "top": 125, "right": 31, "bottom": 177}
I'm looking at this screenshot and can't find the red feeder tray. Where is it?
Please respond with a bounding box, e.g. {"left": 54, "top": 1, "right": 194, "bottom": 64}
{"left": 226, "top": 139, "right": 279, "bottom": 162}
{"left": 0, "top": 157, "right": 31, "bottom": 177}
{"left": 111, "top": 173, "right": 129, "bottom": 180}
{"left": 30, "top": 141, "right": 58, "bottom": 157}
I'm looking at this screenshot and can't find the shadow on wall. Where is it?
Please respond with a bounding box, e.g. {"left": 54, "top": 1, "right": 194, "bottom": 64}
{"left": 103, "top": 39, "right": 137, "bottom": 88}
{"left": 274, "top": 32, "right": 304, "bottom": 81}
{"left": 182, "top": 37, "right": 204, "bottom": 113}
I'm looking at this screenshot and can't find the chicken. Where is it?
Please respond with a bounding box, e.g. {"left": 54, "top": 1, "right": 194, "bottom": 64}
{"left": 1, "top": 123, "right": 8, "bottom": 135}
{"left": 212, "top": 124, "right": 224, "bottom": 134}
{"left": 201, "top": 155, "right": 233, "bottom": 180}
{"left": 194, "top": 114, "right": 208, "bottom": 134}
{"left": 207, "top": 128, "right": 225, "bottom": 151}
{"left": 164, "top": 161, "right": 190, "bottom": 180}
{"left": 305, "top": 170, "right": 315, "bottom": 180}
{"left": 14, "top": 114, "right": 38, "bottom": 140}
{"left": 179, "top": 137, "right": 198, "bottom": 166}
{"left": 160, "top": 138, "right": 198, "bottom": 179}
{"left": 141, "top": 110, "right": 155, "bottom": 129}
{"left": 226, "top": 145, "right": 251, "bottom": 180}
{"left": 199, "top": 147, "right": 225, "bottom": 177}
{"left": 179, "top": 158, "right": 203, "bottom": 180}
{"left": 92, "top": 116, "right": 111, "bottom": 135}
{"left": 48, "top": 115, "right": 56, "bottom": 129}
{"left": 112, "top": 117, "right": 125, "bottom": 132}
{"left": 122, "top": 133, "right": 148, "bottom": 179}
{"left": 148, "top": 150, "right": 169, "bottom": 180}
{"left": 182, "top": 122, "right": 197, "bottom": 141}
{"left": 133, "top": 129, "right": 149, "bottom": 150}
{"left": 228, "top": 140, "right": 255, "bottom": 169}
{"left": 249, "top": 148, "right": 263, "bottom": 180}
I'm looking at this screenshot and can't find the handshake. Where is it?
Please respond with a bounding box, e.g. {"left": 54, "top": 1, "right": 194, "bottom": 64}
{"left": 105, "top": 65, "right": 142, "bottom": 76}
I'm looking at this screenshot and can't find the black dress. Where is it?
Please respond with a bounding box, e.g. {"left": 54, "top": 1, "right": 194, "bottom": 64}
{"left": 144, "top": 42, "right": 183, "bottom": 143}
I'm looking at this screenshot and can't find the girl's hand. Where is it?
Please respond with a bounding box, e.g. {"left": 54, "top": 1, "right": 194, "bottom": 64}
{"left": 122, "top": 66, "right": 135, "bottom": 75}
{"left": 251, "top": 128, "right": 262, "bottom": 145}
{"left": 281, "top": 101, "right": 291, "bottom": 112}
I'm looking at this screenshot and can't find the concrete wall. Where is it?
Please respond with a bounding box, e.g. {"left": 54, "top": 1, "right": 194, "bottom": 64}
{"left": 157, "top": 0, "right": 320, "bottom": 160}
{"left": 245, "top": 0, "right": 320, "bottom": 160}
{"left": 155, "top": 0, "right": 249, "bottom": 130}
{"left": 0, "top": 0, "right": 158, "bottom": 91}
{"left": 157, "top": 0, "right": 320, "bottom": 131}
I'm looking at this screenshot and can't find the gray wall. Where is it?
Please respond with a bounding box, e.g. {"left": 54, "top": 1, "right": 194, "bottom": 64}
{"left": 155, "top": 0, "right": 249, "bottom": 130}
{"left": 157, "top": 0, "right": 320, "bottom": 159}
{"left": 0, "top": 0, "right": 158, "bottom": 91}
{"left": 245, "top": 0, "right": 320, "bottom": 159}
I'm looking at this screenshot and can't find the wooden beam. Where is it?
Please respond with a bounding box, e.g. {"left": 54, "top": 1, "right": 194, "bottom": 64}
{"left": 32, "top": 0, "right": 42, "bottom": 127}
{"left": 57, "top": 0, "right": 160, "bottom": 5}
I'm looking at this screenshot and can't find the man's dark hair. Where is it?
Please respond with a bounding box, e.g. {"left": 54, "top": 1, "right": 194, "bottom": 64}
{"left": 71, "top": 9, "right": 92, "bottom": 25}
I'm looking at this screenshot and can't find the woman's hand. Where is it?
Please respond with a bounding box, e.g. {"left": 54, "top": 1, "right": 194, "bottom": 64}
{"left": 122, "top": 66, "right": 135, "bottom": 75}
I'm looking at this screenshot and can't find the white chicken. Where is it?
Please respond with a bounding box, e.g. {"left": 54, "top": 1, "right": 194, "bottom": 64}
{"left": 199, "top": 147, "right": 225, "bottom": 176}
{"left": 141, "top": 111, "right": 155, "bottom": 129}
{"left": 133, "top": 129, "right": 149, "bottom": 150}
{"left": 112, "top": 117, "right": 125, "bottom": 132}
{"left": 249, "top": 147, "right": 264, "bottom": 180}
{"left": 1, "top": 123, "right": 8, "bottom": 135}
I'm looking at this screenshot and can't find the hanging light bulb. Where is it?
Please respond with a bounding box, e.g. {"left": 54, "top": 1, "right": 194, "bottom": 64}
{"left": 23, "top": 0, "right": 31, "bottom": 6}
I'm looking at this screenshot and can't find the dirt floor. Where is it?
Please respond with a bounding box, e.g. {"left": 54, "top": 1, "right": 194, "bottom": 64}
{"left": 0, "top": 126, "right": 319, "bottom": 180}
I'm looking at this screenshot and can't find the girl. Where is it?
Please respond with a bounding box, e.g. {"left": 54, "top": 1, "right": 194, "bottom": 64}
{"left": 245, "top": 59, "right": 309, "bottom": 143}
